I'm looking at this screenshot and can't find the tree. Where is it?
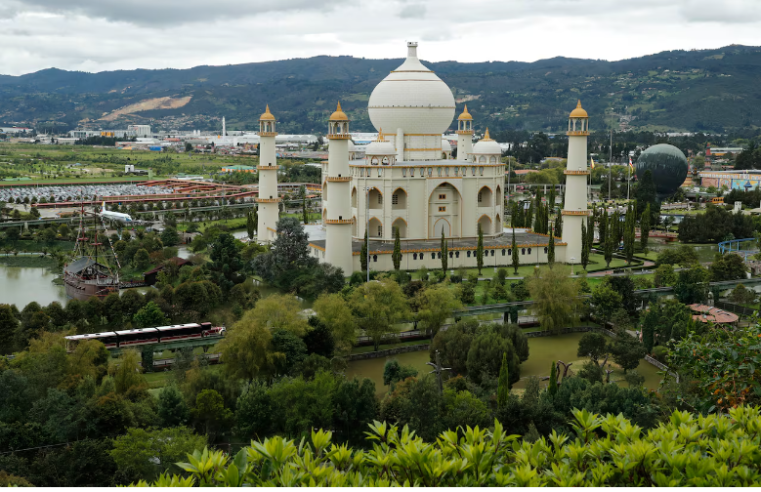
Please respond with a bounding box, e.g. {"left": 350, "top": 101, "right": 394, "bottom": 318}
{"left": 133, "top": 248, "right": 151, "bottom": 270}
{"left": 160, "top": 227, "right": 179, "bottom": 247}
{"left": 383, "top": 359, "right": 418, "bottom": 386}
{"left": 640, "top": 203, "right": 650, "bottom": 250}
{"left": 497, "top": 352, "right": 509, "bottom": 408}
{"left": 527, "top": 266, "right": 580, "bottom": 331}
{"left": 654, "top": 264, "right": 677, "bottom": 287}
{"left": 235, "top": 383, "right": 273, "bottom": 440}
{"left": 554, "top": 212, "right": 563, "bottom": 239}
{"left": 610, "top": 329, "right": 645, "bottom": 373}
{"left": 415, "top": 284, "right": 462, "bottom": 338}
{"left": 302, "top": 195, "right": 309, "bottom": 224}
{"left": 440, "top": 230, "right": 448, "bottom": 272}
{"left": 392, "top": 227, "right": 401, "bottom": 271}
{"left": 360, "top": 230, "right": 368, "bottom": 272}
{"left": 547, "top": 229, "right": 555, "bottom": 268}
{"left": 635, "top": 169, "right": 659, "bottom": 221}
{"left": 0, "top": 304, "right": 18, "bottom": 354}
{"left": 710, "top": 253, "right": 747, "bottom": 282}
{"left": 548, "top": 361, "right": 558, "bottom": 397}
{"left": 511, "top": 228, "right": 519, "bottom": 274}
{"left": 591, "top": 283, "right": 623, "bottom": 323}
{"left": 466, "top": 332, "right": 520, "bottom": 385}
{"left": 111, "top": 427, "right": 206, "bottom": 482}
{"left": 252, "top": 218, "right": 319, "bottom": 295}
{"left": 577, "top": 332, "right": 608, "bottom": 366}
{"left": 191, "top": 389, "right": 233, "bottom": 441}
{"left": 674, "top": 264, "right": 709, "bottom": 304}
{"left": 217, "top": 311, "right": 281, "bottom": 383}
{"left": 110, "top": 349, "right": 146, "bottom": 395}
{"left": 246, "top": 211, "right": 255, "bottom": 240}
{"left": 133, "top": 301, "right": 168, "bottom": 328}
{"left": 303, "top": 317, "right": 335, "bottom": 358}
{"left": 313, "top": 293, "right": 355, "bottom": 355}
{"left": 476, "top": 223, "right": 484, "bottom": 275}
{"left": 603, "top": 220, "right": 614, "bottom": 269}
{"left": 158, "top": 384, "right": 190, "bottom": 427}
{"left": 241, "top": 294, "right": 309, "bottom": 336}
{"left": 429, "top": 319, "right": 478, "bottom": 376}
{"left": 581, "top": 219, "right": 589, "bottom": 270}
{"left": 349, "top": 278, "right": 410, "bottom": 351}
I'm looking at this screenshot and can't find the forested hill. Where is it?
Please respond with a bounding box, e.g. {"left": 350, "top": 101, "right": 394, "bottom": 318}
{"left": 3, "top": 44, "right": 761, "bottom": 135}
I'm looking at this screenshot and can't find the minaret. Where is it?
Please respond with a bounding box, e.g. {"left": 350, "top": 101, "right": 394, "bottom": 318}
{"left": 222, "top": 116, "right": 226, "bottom": 136}
{"left": 561, "top": 100, "right": 590, "bottom": 264}
{"left": 324, "top": 102, "right": 354, "bottom": 274}
{"left": 256, "top": 105, "right": 280, "bottom": 244}
{"left": 456, "top": 105, "right": 474, "bottom": 161}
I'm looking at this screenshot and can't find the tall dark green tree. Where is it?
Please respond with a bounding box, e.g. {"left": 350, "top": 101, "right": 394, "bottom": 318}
{"left": 599, "top": 208, "right": 608, "bottom": 243}
{"left": 440, "top": 230, "right": 448, "bottom": 272}
{"left": 476, "top": 223, "right": 484, "bottom": 275}
{"left": 392, "top": 227, "right": 401, "bottom": 271}
{"left": 624, "top": 204, "right": 635, "bottom": 264}
{"left": 587, "top": 213, "right": 595, "bottom": 248}
{"left": 246, "top": 211, "right": 255, "bottom": 240}
{"left": 640, "top": 203, "right": 651, "bottom": 250}
{"left": 604, "top": 216, "right": 614, "bottom": 269}
{"left": 526, "top": 203, "right": 534, "bottom": 231}
{"left": 511, "top": 228, "right": 519, "bottom": 274}
{"left": 302, "top": 196, "right": 309, "bottom": 224}
{"left": 360, "top": 229, "right": 368, "bottom": 272}
{"left": 581, "top": 219, "right": 590, "bottom": 270}
{"left": 554, "top": 211, "right": 562, "bottom": 238}
{"left": 547, "top": 230, "right": 555, "bottom": 269}
{"left": 497, "top": 352, "right": 509, "bottom": 408}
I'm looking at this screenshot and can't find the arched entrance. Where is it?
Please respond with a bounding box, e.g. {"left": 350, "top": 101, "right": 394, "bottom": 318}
{"left": 477, "top": 214, "right": 492, "bottom": 235}
{"left": 368, "top": 217, "right": 383, "bottom": 238}
{"left": 392, "top": 218, "right": 407, "bottom": 238}
{"left": 428, "top": 182, "right": 461, "bottom": 238}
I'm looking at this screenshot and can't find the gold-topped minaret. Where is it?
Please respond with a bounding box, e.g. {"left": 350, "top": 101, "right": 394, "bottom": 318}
{"left": 561, "top": 100, "right": 590, "bottom": 263}
{"left": 324, "top": 102, "right": 354, "bottom": 274}
{"left": 256, "top": 105, "right": 280, "bottom": 244}
{"left": 456, "top": 104, "right": 474, "bottom": 161}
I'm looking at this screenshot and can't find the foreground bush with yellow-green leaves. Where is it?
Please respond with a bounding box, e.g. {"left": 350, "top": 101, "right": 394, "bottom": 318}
{"left": 133, "top": 405, "right": 761, "bottom": 487}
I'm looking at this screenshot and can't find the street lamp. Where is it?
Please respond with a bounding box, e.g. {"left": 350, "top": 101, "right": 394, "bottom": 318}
{"left": 570, "top": 257, "right": 576, "bottom": 276}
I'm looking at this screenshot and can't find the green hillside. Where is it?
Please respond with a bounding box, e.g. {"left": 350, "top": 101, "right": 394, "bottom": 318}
{"left": 2, "top": 45, "right": 761, "bottom": 134}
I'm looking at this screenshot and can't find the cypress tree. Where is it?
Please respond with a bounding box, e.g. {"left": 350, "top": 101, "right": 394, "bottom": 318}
{"left": 554, "top": 211, "right": 563, "bottom": 238}
{"left": 252, "top": 206, "right": 258, "bottom": 234}
{"left": 392, "top": 227, "right": 401, "bottom": 271}
{"left": 549, "top": 361, "right": 558, "bottom": 397}
{"left": 476, "top": 223, "right": 484, "bottom": 275}
{"left": 547, "top": 229, "right": 555, "bottom": 269}
{"left": 497, "top": 352, "right": 509, "bottom": 408}
{"left": 441, "top": 230, "right": 448, "bottom": 272}
{"left": 302, "top": 195, "right": 308, "bottom": 224}
{"left": 360, "top": 229, "right": 368, "bottom": 272}
{"left": 599, "top": 208, "right": 608, "bottom": 244}
{"left": 640, "top": 203, "right": 651, "bottom": 250}
{"left": 246, "top": 211, "right": 255, "bottom": 240}
{"left": 511, "top": 227, "right": 519, "bottom": 275}
{"left": 587, "top": 213, "right": 595, "bottom": 248}
{"left": 604, "top": 216, "right": 614, "bottom": 268}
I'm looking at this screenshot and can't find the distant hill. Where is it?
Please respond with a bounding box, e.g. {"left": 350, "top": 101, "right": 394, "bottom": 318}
{"left": 2, "top": 45, "right": 761, "bottom": 135}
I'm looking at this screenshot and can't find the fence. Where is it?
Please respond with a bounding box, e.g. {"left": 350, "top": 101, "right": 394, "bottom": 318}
{"left": 348, "top": 343, "right": 429, "bottom": 361}
{"left": 523, "top": 326, "right": 616, "bottom": 339}
{"left": 715, "top": 300, "right": 756, "bottom": 317}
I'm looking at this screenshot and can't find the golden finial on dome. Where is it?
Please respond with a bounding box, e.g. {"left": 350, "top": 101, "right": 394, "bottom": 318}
{"left": 260, "top": 104, "right": 276, "bottom": 121}
{"left": 329, "top": 101, "right": 349, "bottom": 121}
{"left": 375, "top": 128, "right": 387, "bottom": 142}
{"left": 482, "top": 128, "right": 493, "bottom": 141}
{"left": 569, "top": 100, "right": 588, "bottom": 118}
{"left": 458, "top": 104, "right": 473, "bottom": 120}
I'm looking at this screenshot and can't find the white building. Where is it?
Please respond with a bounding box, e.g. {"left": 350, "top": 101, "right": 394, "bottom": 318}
{"left": 260, "top": 42, "right": 589, "bottom": 273}
{"left": 128, "top": 125, "right": 152, "bottom": 137}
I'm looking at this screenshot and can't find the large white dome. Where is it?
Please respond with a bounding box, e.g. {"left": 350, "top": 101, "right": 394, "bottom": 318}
{"left": 368, "top": 42, "right": 455, "bottom": 135}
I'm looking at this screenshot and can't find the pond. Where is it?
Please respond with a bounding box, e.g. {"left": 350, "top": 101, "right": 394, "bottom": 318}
{"left": 346, "top": 332, "right": 664, "bottom": 397}
{"left": 0, "top": 262, "right": 67, "bottom": 307}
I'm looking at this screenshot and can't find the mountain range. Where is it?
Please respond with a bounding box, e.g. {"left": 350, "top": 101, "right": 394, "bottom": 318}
{"left": 2, "top": 45, "right": 761, "bottom": 135}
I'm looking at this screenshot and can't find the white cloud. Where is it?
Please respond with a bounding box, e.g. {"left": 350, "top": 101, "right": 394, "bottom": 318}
{"left": 0, "top": 0, "right": 758, "bottom": 75}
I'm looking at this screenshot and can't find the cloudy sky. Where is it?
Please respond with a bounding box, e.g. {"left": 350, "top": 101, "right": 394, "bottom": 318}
{"left": 0, "top": 0, "right": 760, "bottom": 75}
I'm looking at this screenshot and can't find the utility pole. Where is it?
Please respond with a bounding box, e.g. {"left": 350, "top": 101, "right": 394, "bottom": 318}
{"left": 608, "top": 129, "right": 613, "bottom": 202}
{"left": 426, "top": 350, "right": 451, "bottom": 395}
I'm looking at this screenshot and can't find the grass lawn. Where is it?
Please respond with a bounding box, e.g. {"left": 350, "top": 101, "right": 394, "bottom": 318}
{"left": 6, "top": 239, "right": 76, "bottom": 253}
{"left": 635, "top": 251, "right": 659, "bottom": 261}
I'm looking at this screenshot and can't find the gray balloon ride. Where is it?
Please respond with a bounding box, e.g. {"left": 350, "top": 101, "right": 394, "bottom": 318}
{"left": 635, "top": 143, "right": 688, "bottom": 199}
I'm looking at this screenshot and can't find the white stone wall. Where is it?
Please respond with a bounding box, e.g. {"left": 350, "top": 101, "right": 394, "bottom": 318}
{"left": 350, "top": 161, "right": 505, "bottom": 241}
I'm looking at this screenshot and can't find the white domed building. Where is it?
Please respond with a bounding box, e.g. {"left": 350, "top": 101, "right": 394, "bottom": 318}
{"left": 306, "top": 42, "right": 589, "bottom": 273}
